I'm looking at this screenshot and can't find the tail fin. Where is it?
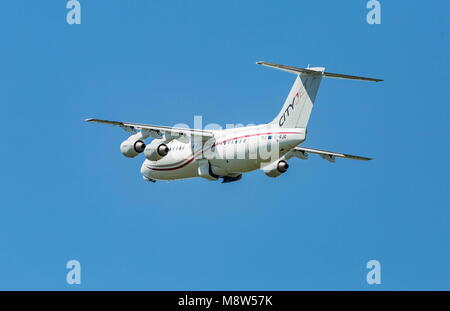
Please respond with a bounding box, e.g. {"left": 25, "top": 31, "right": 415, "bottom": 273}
{"left": 257, "top": 61, "right": 383, "bottom": 128}
{"left": 271, "top": 67, "right": 324, "bottom": 128}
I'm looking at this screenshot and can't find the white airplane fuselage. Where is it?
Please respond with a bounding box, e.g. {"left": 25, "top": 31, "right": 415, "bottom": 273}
{"left": 140, "top": 125, "right": 306, "bottom": 181}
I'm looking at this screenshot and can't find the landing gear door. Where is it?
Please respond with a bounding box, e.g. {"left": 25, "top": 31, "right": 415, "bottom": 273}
{"left": 197, "top": 159, "right": 218, "bottom": 181}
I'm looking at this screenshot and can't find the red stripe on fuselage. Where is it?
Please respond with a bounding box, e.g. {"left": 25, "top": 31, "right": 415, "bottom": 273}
{"left": 148, "top": 156, "right": 195, "bottom": 171}
{"left": 146, "top": 131, "right": 303, "bottom": 171}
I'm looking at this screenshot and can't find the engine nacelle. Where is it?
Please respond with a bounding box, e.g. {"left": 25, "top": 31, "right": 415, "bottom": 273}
{"left": 120, "top": 138, "right": 146, "bottom": 158}
{"left": 144, "top": 140, "right": 169, "bottom": 161}
{"left": 263, "top": 160, "right": 289, "bottom": 178}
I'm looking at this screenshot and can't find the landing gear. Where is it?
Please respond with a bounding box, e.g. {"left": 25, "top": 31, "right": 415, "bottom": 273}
{"left": 222, "top": 174, "right": 242, "bottom": 183}
{"left": 143, "top": 176, "right": 156, "bottom": 183}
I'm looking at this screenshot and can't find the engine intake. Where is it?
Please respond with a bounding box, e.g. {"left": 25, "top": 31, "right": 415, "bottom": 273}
{"left": 263, "top": 160, "right": 289, "bottom": 178}
{"left": 157, "top": 144, "right": 169, "bottom": 157}
{"left": 144, "top": 142, "right": 169, "bottom": 161}
{"left": 120, "top": 139, "right": 146, "bottom": 158}
{"left": 134, "top": 140, "right": 146, "bottom": 153}
{"left": 277, "top": 160, "right": 289, "bottom": 173}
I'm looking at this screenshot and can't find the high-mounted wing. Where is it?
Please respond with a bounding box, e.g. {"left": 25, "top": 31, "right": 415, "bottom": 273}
{"left": 292, "top": 146, "right": 372, "bottom": 162}
{"left": 85, "top": 118, "right": 214, "bottom": 139}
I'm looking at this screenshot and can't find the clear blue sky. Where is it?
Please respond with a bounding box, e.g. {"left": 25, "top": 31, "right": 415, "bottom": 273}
{"left": 0, "top": 1, "right": 449, "bottom": 290}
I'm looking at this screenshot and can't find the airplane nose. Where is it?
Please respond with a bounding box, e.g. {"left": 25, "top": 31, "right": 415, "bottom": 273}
{"left": 140, "top": 161, "right": 151, "bottom": 177}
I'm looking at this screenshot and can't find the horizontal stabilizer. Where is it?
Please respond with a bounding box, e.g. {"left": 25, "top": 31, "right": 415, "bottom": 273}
{"left": 257, "top": 61, "right": 383, "bottom": 82}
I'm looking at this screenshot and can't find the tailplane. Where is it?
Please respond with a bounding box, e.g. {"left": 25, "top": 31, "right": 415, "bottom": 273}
{"left": 257, "top": 61, "right": 382, "bottom": 129}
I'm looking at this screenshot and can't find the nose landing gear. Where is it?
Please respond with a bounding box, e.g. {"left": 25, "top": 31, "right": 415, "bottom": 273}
{"left": 143, "top": 176, "right": 156, "bottom": 183}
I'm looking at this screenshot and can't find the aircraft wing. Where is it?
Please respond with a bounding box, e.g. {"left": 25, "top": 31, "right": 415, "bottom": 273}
{"left": 292, "top": 146, "right": 372, "bottom": 162}
{"left": 85, "top": 118, "right": 214, "bottom": 138}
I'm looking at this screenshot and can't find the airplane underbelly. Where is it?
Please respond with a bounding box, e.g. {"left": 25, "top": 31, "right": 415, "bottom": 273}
{"left": 210, "top": 158, "right": 260, "bottom": 174}
{"left": 142, "top": 158, "right": 199, "bottom": 180}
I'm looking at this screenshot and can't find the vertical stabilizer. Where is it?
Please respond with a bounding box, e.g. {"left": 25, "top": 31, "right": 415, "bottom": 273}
{"left": 257, "top": 61, "right": 382, "bottom": 129}
{"left": 271, "top": 69, "right": 324, "bottom": 128}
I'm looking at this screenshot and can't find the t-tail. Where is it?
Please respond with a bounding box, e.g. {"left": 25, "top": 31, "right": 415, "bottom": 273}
{"left": 257, "top": 61, "right": 383, "bottom": 129}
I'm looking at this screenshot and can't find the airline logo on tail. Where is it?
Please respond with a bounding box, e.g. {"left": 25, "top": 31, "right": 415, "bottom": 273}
{"left": 279, "top": 92, "right": 300, "bottom": 127}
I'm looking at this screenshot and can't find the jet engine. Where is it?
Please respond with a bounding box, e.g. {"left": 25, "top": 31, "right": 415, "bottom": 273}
{"left": 144, "top": 140, "right": 169, "bottom": 161}
{"left": 263, "top": 160, "right": 289, "bottom": 178}
{"left": 120, "top": 137, "right": 146, "bottom": 158}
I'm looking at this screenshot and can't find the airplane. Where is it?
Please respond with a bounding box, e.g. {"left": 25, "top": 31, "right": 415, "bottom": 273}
{"left": 85, "top": 61, "right": 382, "bottom": 183}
